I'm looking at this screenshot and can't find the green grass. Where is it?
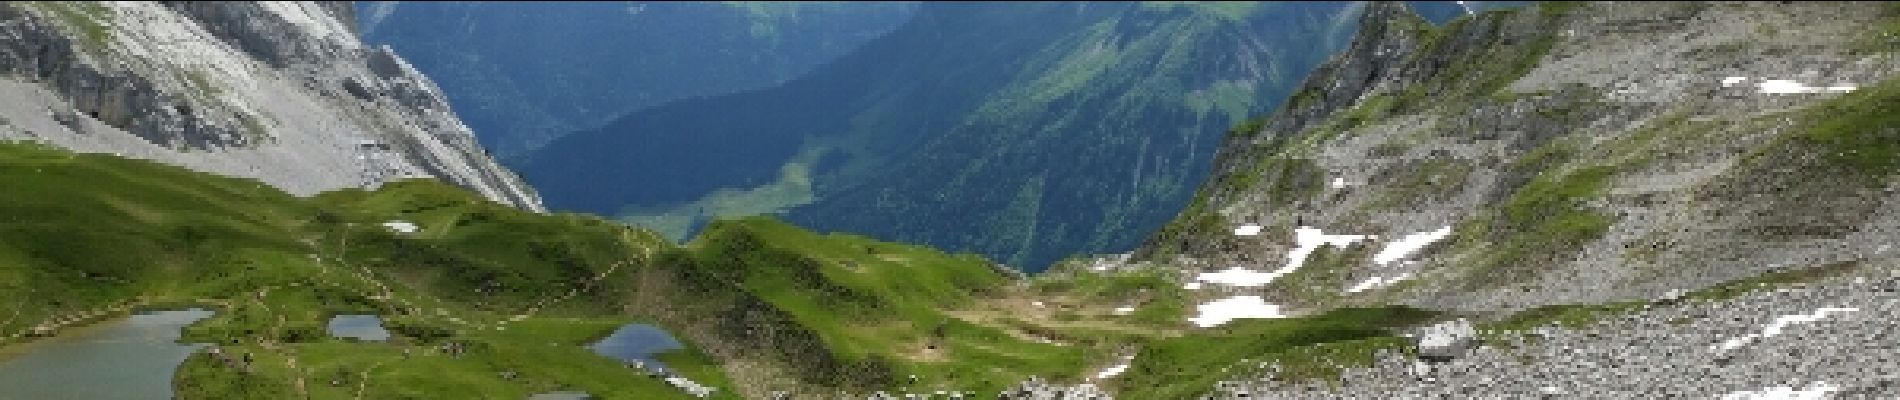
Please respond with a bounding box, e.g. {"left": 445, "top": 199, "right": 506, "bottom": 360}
{"left": 675, "top": 217, "right": 1094, "bottom": 393}
{"left": 1484, "top": 301, "right": 1646, "bottom": 332}
{"left": 1113, "top": 306, "right": 1438, "bottom": 398}
{"left": 1453, "top": 158, "right": 1615, "bottom": 289}
{"left": 1029, "top": 268, "right": 1192, "bottom": 326}
{"left": 1684, "top": 261, "right": 1862, "bottom": 302}
{"left": 1785, "top": 77, "right": 1900, "bottom": 180}
{"left": 1857, "top": 2, "right": 1900, "bottom": 53}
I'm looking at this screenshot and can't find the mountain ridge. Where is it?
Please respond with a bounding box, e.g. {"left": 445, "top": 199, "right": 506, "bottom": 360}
{"left": 0, "top": 1, "right": 543, "bottom": 211}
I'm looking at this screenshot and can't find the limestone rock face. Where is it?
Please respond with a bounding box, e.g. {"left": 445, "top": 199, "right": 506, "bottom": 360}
{"left": 0, "top": 1, "right": 542, "bottom": 211}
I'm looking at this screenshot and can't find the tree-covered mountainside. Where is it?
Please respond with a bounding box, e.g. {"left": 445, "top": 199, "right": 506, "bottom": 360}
{"left": 357, "top": 1, "right": 918, "bottom": 156}
{"left": 517, "top": 1, "right": 1370, "bottom": 272}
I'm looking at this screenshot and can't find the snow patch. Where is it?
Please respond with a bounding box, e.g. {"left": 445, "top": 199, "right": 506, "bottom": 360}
{"left": 381, "top": 220, "right": 418, "bottom": 234}
{"left": 1189, "top": 296, "right": 1286, "bottom": 327}
{"left": 1282, "top": 226, "right": 1371, "bottom": 274}
{"left": 1233, "top": 224, "right": 1263, "bottom": 236}
{"left": 1192, "top": 226, "right": 1369, "bottom": 289}
{"left": 1093, "top": 354, "right": 1136, "bottom": 380}
{"left": 1370, "top": 226, "right": 1453, "bottom": 265}
{"left": 1715, "top": 307, "right": 1858, "bottom": 351}
{"left": 1194, "top": 266, "right": 1284, "bottom": 287}
{"left": 1757, "top": 79, "right": 1856, "bottom": 94}
{"left": 1718, "top": 381, "right": 1840, "bottom": 400}
{"left": 1330, "top": 177, "right": 1347, "bottom": 189}
{"left": 1345, "top": 273, "right": 1414, "bottom": 293}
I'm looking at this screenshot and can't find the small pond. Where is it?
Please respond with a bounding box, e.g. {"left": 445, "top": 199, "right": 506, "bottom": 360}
{"left": 0, "top": 308, "right": 215, "bottom": 400}
{"left": 327, "top": 314, "right": 390, "bottom": 342}
{"left": 588, "top": 323, "right": 684, "bottom": 371}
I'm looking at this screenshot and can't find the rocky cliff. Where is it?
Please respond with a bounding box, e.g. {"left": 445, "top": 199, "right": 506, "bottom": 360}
{"left": 0, "top": 1, "right": 543, "bottom": 211}
{"left": 1137, "top": 0, "right": 1897, "bottom": 313}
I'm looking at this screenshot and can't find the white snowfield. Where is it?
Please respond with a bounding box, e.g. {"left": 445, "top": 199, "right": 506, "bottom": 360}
{"left": 1346, "top": 272, "right": 1413, "bottom": 294}
{"left": 1720, "top": 76, "right": 1856, "bottom": 94}
{"left": 1188, "top": 296, "right": 1286, "bottom": 327}
{"left": 1714, "top": 307, "right": 1859, "bottom": 351}
{"left": 1192, "top": 226, "right": 1370, "bottom": 289}
{"left": 381, "top": 220, "right": 418, "bottom": 234}
{"left": 1371, "top": 226, "right": 1452, "bottom": 266}
{"left": 1093, "top": 354, "right": 1136, "bottom": 380}
{"left": 1717, "top": 381, "right": 1840, "bottom": 400}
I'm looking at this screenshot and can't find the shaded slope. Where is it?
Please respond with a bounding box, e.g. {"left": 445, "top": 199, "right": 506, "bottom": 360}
{"left": 358, "top": 1, "right": 918, "bottom": 156}
{"left": 520, "top": 1, "right": 1368, "bottom": 271}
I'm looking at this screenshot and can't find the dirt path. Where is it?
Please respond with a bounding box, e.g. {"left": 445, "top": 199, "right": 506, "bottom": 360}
{"left": 500, "top": 231, "right": 653, "bottom": 327}
{"left": 351, "top": 357, "right": 399, "bottom": 400}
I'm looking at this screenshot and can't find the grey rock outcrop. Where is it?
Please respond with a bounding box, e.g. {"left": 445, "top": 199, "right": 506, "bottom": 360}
{"left": 1414, "top": 318, "right": 1477, "bottom": 362}
{"left": 0, "top": 1, "right": 542, "bottom": 211}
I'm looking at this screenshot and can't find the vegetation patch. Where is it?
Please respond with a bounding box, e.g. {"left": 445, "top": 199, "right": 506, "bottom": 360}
{"left": 1368, "top": 158, "right": 1474, "bottom": 210}
{"left": 1113, "top": 306, "right": 1437, "bottom": 398}
{"left": 1684, "top": 261, "right": 1862, "bottom": 302}
{"left": 1456, "top": 160, "right": 1615, "bottom": 289}
{"left": 1785, "top": 77, "right": 1900, "bottom": 181}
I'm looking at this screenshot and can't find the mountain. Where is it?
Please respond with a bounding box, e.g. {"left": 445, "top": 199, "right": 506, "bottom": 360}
{"left": 518, "top": 1, "right": 1370, "bottom": 271}
{"left": 6, "top": 2, "right": 1899, "bottom": 399}
{"left": 1134, "top": 0, "right": 1899, "bottom": 311}
{"left": 356, "top": 1, "right": 918, "bottom": 156}
{"left": 0, "top": 1, "right": 541, "bottom": 211}
{"left": 1106, "top": 1, "right": 1900, "bottom": 395}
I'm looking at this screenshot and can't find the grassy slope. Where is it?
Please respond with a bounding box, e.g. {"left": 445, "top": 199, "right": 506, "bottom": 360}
{"left": 676, "top": 217, "right": 1088, "bottom": 394}
{"left": 0, "top": 141, "right": 732, "bottom": 399}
